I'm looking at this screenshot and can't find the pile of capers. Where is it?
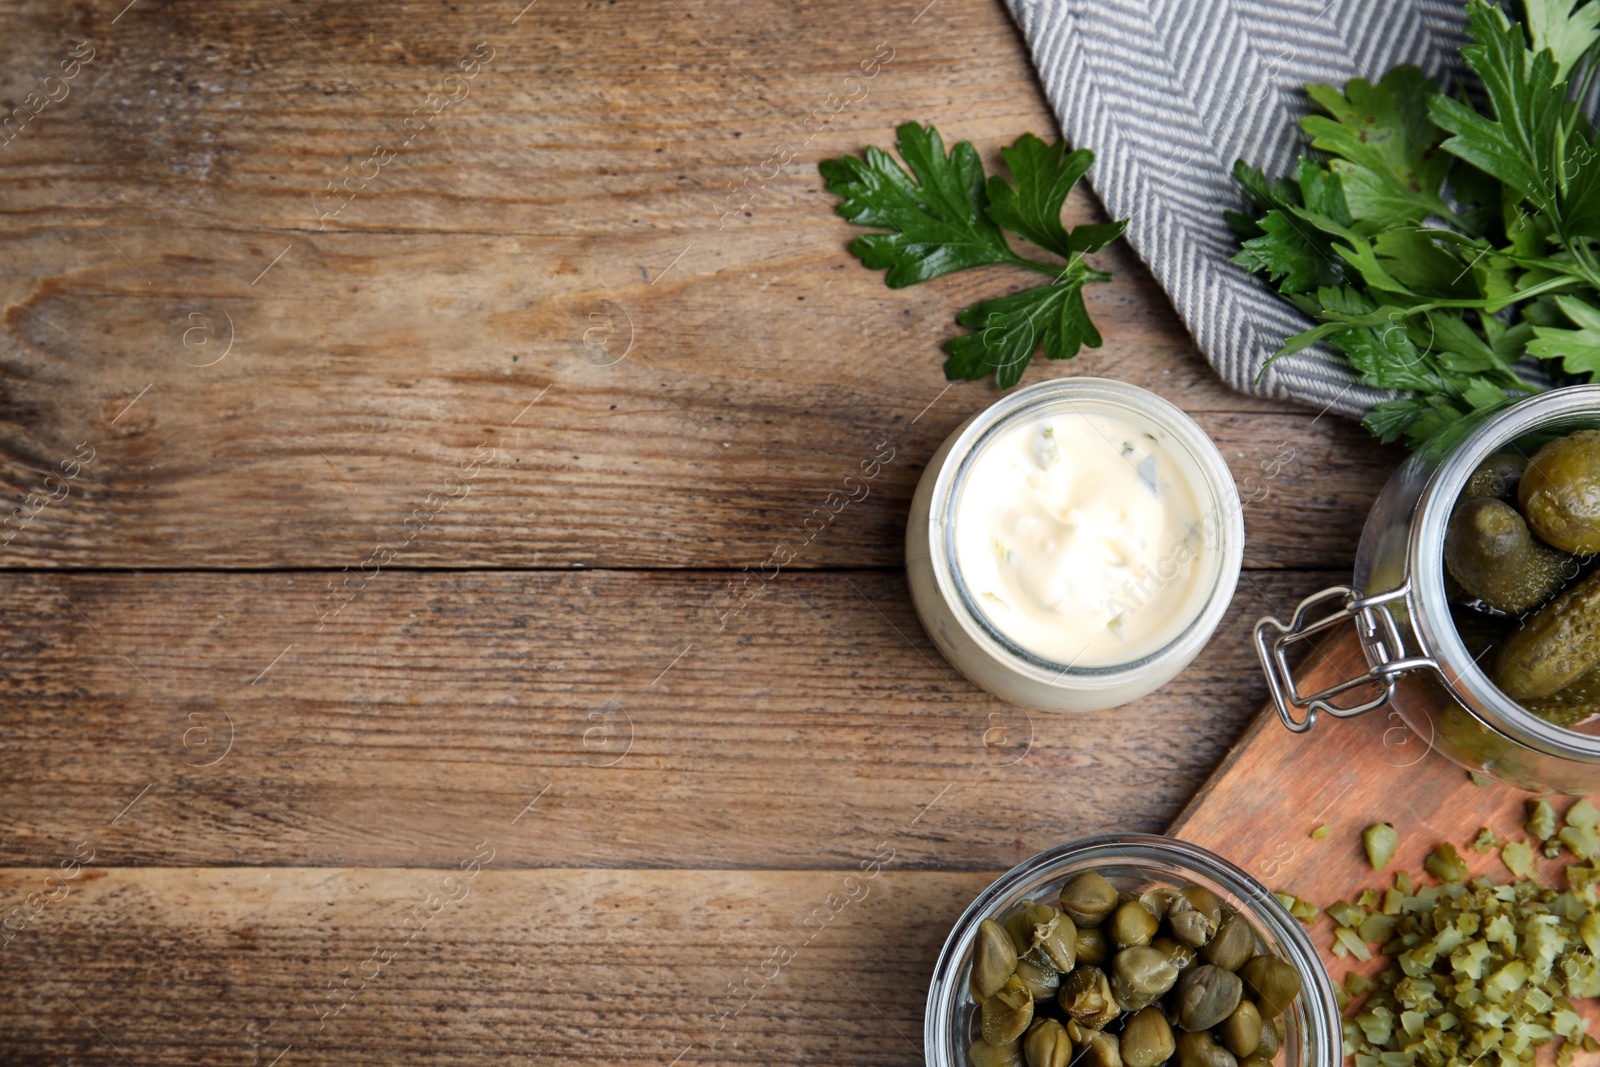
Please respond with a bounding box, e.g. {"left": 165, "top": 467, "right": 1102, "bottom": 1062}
{"left": 966, "top": 871, "right": 1303, "bottom": 1067}
{"left": 1443, "top": 431, "right": 1600, "bottom": 726}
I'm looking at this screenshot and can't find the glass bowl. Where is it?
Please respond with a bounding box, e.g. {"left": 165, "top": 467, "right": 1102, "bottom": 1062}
{"left": 924, "top": 833, "right": 1341, "bottom": 1067}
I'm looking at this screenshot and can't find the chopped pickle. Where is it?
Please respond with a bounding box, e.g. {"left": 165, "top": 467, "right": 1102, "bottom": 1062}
{"left": 1273, "top": 890, "right": 1319, "bottom": 924}
{"left": 1529, "top": 798, "right": 1559, "bottom": 842}
{"left": 1502, "top": 840, "right": 1535, "bottom": 878}
{"left": 1568, "top": 799, "right": 1600, "bottom": 830}
{"left": 1329, "top": 900, "right": 1368, "bottom": 928}
{"left": 1327, "top": 821, "right": 1600, "bottom": 1067}
{"left": 1365, "top": 824, "right": 1400, "bottom": 872}
{"left": 1562, "top": 823, "right": 1600, "bottom": 859}
{"left": 1424, "top": 843, "right": 1469, "bottom": 883}
{"left": 1468, "top": 827, "right": 1504, "bottom": 853}
{"left": 1311, "top": 824, "right": 1332, "bottom": 841}
{"left": 1335, "top": 926, "right": 1373, "bottom": 961}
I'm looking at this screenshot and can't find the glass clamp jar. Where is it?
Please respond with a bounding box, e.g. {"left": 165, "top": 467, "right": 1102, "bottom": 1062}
{"left": 1253, "top": 386, "right": 1600, "bottom": 793}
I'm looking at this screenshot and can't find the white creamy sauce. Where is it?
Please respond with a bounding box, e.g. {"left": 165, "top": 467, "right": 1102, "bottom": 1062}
{"left": 953, "top": 412, "right": 1207, "bottom": 667}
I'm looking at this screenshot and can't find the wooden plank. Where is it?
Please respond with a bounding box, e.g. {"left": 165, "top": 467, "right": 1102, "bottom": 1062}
{"left": 0, "top": 865, "right": 990, "bottom": 1065}
{"left": 0, "top": 0, "right": 1400, "bottom": 570}
{"left": 1171, "top": 632, "right": 1600, "bottom": 1040}
{"left": 0, "top": 567, "right": 1343, "bottom": 871}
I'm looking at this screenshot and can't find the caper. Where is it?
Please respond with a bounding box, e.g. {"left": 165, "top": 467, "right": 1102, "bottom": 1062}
{"left": 1519, "top": 429, "right": 1600, "bottom": 554}
{"left": 1006, "top": 901, "right": 1050, "bottom": 955}
{"left": 1058, "top": 965, "right": 1121, "bottom": 1030}
{"left": 1140, "top": 887, "right": 1182, "bottom": 918}
{"left": 1111, "top": 945, "right": 1180, "bottom": 1011}
{"left": 1176, "top": 964, "right": 1243, "bottom": 1032}
{"left": 970, "top": 1038, "right": 1024, "bottom": 1067}
{"left": 1465, "top": 452, "right": 1527, "bottom": 501}
{"left": 975, "top": 918, "right": 1020, "bottom": 998}
{"left": 1219, "top": 1000, "right": 1263, "bottom": 1057}
{"left": 983, "top": 974, "right": 1035, "bottom": 1046}
{"left": 1120, "top": 1007, "right": 1177, "bottom": 1067}
{"left": 1254, "top": 1015, "right": 1280, "bottom": 1058}
{"left": 1080, "top": 1030, "right": 1124, "bottom": 1067}
{"left": 1033, "top": 909, "right": 1078, "bottom": 972}
{"left": 1238, "top": 1057, "right": 1273, "bottom": 1067}
{"left": 1015, "top": 956, "right": 1061, "bottom": 1003}
{"left": 1494, "top": 569, "right": 1600, "bottom": 699}
{"left": 1076, "top": 925, "right": 1111, "bottom": 966}
{"left": 1180, "top": 885, "right": 1224, "bottom": 927}
{"left": 1111, "top": 900, "right": 1160, "bottom": 948}
{"left": 1176, "top": 1030, "right": 1239, "bottom": 1067}
{"left": 1023, "top": 1017, "right": 1073, "bottom": 1067}
{"left": 1152, "top": 935, "right": 1198, "bottom": 974}
{"left": 1444, "top": 498, "right": 1572, "bottom": 613}
{"left": 1238, "top": 955, "right": 1302, "bottom": 1018}
{"left": 1060, "top": 872, "right": 1120, "bottom": 926}
{"left": 1168, "top": 905, "right": 1215, "bottom": 949}
{"left": 1200, "top": 912, "right": 1257, "bottom": 972}
{"left": 1007, "top": 901, "right": 1077, "bottom": 972}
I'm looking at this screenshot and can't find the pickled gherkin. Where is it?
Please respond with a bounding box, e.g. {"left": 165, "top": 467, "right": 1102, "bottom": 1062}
{"left": 1519, "top": 666, "right": 1600, "bottom": 728}
{"left": 1494, "top": 568, "right": 1600, "bottom": 699}
{"left": 1520, "top": 429, "right": 1600, "bottom": 554}
{"left": 1444, "top": 498, "right": 1572, "bottom": 613}
{"left": 1440, "top": 429, "right": 1600, "bottom": 729}
{"left": 1463, "top": 452, "right": 1527, "bottom": 501}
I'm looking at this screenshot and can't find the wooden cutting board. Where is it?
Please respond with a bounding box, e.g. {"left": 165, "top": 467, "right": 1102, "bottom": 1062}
{"left": 1168, "top": 631, "right": 1600, "bottom": 1039}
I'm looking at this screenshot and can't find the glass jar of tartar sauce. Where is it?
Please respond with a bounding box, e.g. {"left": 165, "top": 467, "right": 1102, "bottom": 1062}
{"left": 907, "top": 378, "right": 1244, "bottom": 711}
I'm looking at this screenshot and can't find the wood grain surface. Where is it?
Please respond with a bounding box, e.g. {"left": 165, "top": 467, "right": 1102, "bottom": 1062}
{"left": 0, "top": 0, "right": 1408, "bottom": 1063}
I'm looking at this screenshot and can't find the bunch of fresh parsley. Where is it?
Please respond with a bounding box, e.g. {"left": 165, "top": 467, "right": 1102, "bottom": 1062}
{"left": 1231, "top": 0, "right": 1600, "bottom": 451}
{"left": 820, "top": 123, "right": 1128, "bottom": 388}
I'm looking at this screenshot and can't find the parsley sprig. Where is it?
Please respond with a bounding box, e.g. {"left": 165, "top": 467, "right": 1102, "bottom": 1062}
{"left": 1231, "top": 0, "right": 1600, "bottom": 452}
{"left": 821, "top": 123, "right": 1127, "bottom": 389}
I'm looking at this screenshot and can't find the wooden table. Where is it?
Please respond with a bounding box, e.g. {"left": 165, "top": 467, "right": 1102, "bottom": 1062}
{"left": 0, "top": 1, "right": 1403, "bottom": 1062}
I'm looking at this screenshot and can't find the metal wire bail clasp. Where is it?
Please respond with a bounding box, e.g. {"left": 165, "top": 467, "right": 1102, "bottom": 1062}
{"left": 1253, "top": 583, "right": 1438, "bottom": 734}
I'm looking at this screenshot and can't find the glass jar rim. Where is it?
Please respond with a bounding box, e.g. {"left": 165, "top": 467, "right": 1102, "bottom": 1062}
{"left": 922, "top": 832, "right": 1342, "bottom": 1067}
{"left": 928, "top": 378, "right": 1244, "bottom": 687}
{"left": 1409, "top": 385, "right": 1600, "bottom": 763}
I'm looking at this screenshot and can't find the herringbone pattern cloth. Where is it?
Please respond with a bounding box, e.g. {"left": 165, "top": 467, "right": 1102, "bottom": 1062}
{"left": 1004, "top": 0, "right": 1472, "bottom": 416}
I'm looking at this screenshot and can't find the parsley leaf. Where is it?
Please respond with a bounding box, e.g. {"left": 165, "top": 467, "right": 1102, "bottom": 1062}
{"left": 1235, "top": 212, "right": 1344, "bottom": 293}
{"left": 942, "top": 268, "right": 1109, "bottom": 389}
{"left": 822, "top": 124, "right": 1126, "bottom": 388}
{"left": 984, "top": 134, "right": 1128, "bottom": 258}
{"left": 1301, "top": 66, "right": 1454, "bottom": 226}
{"left": 1232, "top": 0, "right": 1600, "bottom": 451}
{"left": 819, "top": 123, "right": 1013, "bottom": 287}
{"left": 1429, "top": 1, "right": 1565, "bottom": 217}
{"left": 1529, "top": 294, "right": 1600, "bottom": 373}
{"left": 1525, "top": 0, "right": 1600, "bottom": 74}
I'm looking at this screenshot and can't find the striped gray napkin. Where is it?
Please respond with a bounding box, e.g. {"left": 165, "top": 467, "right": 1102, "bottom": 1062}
{"left": 1002, "top": 0, "right": 1475, "bottom": 418}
